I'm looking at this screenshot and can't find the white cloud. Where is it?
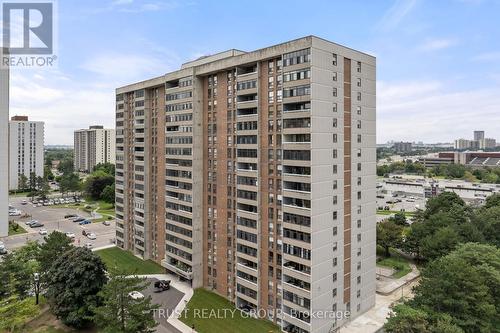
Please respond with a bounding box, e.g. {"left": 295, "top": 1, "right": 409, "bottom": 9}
{"left": 378, "top": 80, "right": 500, "bottom": 143}
{"left": 377, "top": 0, "right": 419, "bottom": 31}
{"left": 418, "top": 38, "right": 458, "bottom": 51}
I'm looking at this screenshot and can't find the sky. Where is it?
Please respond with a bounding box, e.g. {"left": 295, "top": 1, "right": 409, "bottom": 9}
{"left": 5, "top": 0, "right": 500, "bottom": 144}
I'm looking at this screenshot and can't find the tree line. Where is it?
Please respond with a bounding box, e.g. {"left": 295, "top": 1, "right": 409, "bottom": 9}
{"left": 378, "top": 192, "right": 500, "bottom": 332}
{"left": 0, "top": 233, "right": 158, "bottom": 332}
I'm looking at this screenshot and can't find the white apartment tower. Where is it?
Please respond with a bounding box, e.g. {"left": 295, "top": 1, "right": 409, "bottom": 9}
{"left": 74, "top": 125, "right": 116, "bottom": 172}
{"left": 8, "top": 116, "right": 44, "bottom": 191}
{"left": 0, "top": 58, "right": 8, "bottom": 237}
{"left": 116, "top": 36, "right": 376, "bottom": 333}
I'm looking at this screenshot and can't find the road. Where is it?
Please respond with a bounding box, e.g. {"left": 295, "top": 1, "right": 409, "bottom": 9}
{"left": 2, "top": 196, "right": 116, "bottom": 251}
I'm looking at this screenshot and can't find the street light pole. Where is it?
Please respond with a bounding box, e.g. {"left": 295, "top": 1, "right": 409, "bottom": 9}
{"left": 33, "top": 272, "right": 40, "bottom": 305}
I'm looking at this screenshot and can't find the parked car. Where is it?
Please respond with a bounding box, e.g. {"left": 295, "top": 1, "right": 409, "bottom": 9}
{"left": 30, "top": 222, "right": 45, "bottom": 228}
{"left": 25, "top": 220, "right": 38, "bottom": 226}
{"left": 64, "top": 214, "right": 77, "bottom": 219}
{"left": 128, "top": 291, "right": 144, "bottom": 300}
{"left": 21, "top": 200, "right": 27, "bottom": 205}
{"left": 103, "top": 220, "right": 111, "bottom": 226}
{"left": 39, "top": 228, "right": 48, "bottom": 235}
{"left": 65, "top": 232, "right": 76, "bottom": 239}
{"left": 87, "top": 233, "right": 97, "bottom": 240}
{"left": 79, "top": 219, "right": 91, "bottom": 225}
{"left": 73, "top": 217, "right": 85, "bottom": 222}
{"left": 0, "top": 241, "right": 7, "bottom": 255}
{"left": 84, "top": 242, "right": 93, "bottom": 249}
{"left": 153, "top": 279, "right": 171, "bottom": 292}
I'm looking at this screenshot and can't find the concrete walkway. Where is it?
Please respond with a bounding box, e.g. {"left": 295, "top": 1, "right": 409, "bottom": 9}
{"left": 376, "top": 264, "right": 420, "bottom": 295}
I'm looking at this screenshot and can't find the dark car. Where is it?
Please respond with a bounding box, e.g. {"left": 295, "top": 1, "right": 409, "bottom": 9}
{"left": 79, "top": 219, "right": 91, "bottom": 225}
{"left": 73, "top": 217, "right": 85, "bottom": 223}
{"left": 153, "top": 279, "right": 171, "bottom": 292}
{"left": 65, "top": 214, "right": 77, "bottom": 219}
{"left": 30, "top": 222, "right": 44, "bottom": 228}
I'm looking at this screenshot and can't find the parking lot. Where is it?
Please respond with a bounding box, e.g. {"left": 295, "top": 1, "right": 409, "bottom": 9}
{"left": 2, "top": 196, "right": 116, "bottom": 252}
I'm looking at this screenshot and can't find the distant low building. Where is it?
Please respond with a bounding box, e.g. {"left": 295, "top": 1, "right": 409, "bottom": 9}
{"left": 479, "top": 138, "right": 496, "bottom": 149}
{"left": 419, "top": 151, "right": 500, "bottom": 168}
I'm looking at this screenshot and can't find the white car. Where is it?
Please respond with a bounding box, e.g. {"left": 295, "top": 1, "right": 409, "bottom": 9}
{"left": 39, "top": 228, "right": 48, "bottom": 235}
{"left": 87, "top": 233, "right": 97, "bottom": 240}
{"left": 84, "top": 242, "right": 93, "bottom": 249}
{"left": 128, "top": 291, "right": 144, "bottom": 300}
{"left": 65, "top": 232, "right": 76, "bottom": 239}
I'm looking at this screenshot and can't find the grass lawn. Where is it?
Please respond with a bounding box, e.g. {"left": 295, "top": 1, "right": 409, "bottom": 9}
{"left": 96, "top": 247, "right": 164, "bottom": 275}
{"left": 8, "top": 222, "right": 27, "bottom": 236}
{"left": 180, "top": 289, "right": 281, "bottom": 333}
{"left": 377, "top": 253, "right": 412, "bottom": 279}
{"left": 377, "top": 210, "right": 415, "bottom": 217}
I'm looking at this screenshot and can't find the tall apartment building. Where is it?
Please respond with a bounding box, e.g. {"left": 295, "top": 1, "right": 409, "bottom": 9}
{"left": 115, "top": 36, "right": 376, "bottom": 333}
{"left": 392, "top": 141, "right": 412, "bottom": 153}
{"left": 474, "top": 130, "right": 485, "bottom": 142}
{"left": 8, "top": 116, "right": 44, "bottom": 191}
{"left": 74, "top": 125, "right": 116, "bottom": 172}
{"left": 0, "top": 60, "right": 8, "bottom": 237}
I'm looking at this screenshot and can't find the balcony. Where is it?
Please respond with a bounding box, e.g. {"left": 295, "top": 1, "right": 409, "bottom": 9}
{"left": 161, "top": 257, "right": 193, "bottom": 280}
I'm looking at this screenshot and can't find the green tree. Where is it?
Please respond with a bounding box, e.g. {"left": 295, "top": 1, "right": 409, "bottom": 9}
{"left": 484, "top": 193, "right": 500, "bottom": 209}
{"left": 376, "top": 220, "right": 403, "bottom": 257}
{"left": 17, "top": 174, "right": 28, "bottom": 191}
{"left": 93, "top": 162, "right": 115, "bottom": 175}
{"left": 94, "top": 273, "right": 159, "bottom": 333}
{"left": 410, "top": 243, "right": 499, "bottom": 333}
{"left": 402, "top": 221, "right": 429, "bottom": 259}
{"left": 84, "top": 170, "right": 114, "bottom": 200}
{"left": 389, "top": 212, "right": 407, "bottom": 226}
{"left": 59, "top": 172, "right": 81, "bottom": 195}
{"left": 37, "top": 231, "right": 73, "bottom": 275}
{"left": 420, "top": 227, "right": 460, "bottom": 261}
{"left": 0, "top": 242, "right": 40, "bottom": 300}
{"left": 424, "top": 192, "right": 465, "bottom": 218}
{"left": 44, "top": 165, "right": 54, "bottom": 181}
{"left": 473, "top": 205, "right": 500, "bottom": 247}
{"left": 35, "top": 176, "right": 50, "bottom": 199}
{"left": 46, "top": 247, "right": 107, "bottom": 328}
{"left": 58, "top": 157, "right": 74, "bottom": 175}
{"left": 385, "top": 304, "right": 430, "bottom": 333}
{"left": 101, "top": 184, "right": 115, "bottom": 204}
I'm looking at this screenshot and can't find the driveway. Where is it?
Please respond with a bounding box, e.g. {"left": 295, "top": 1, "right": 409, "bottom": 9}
{"left": 142, "top": 278, "right": 185, "bottom": 333}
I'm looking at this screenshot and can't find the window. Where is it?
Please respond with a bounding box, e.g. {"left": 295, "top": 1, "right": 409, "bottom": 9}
{"left": 357, "top": 177, "right": 362, "bottom": 186}
{"left": 357, "top": 106, "right": 361, "bottom": 115}
{"left": 333, "top": 242, "right": 338, "bottom": 251}
{"left": 333, "top": 72, "right": 337, "bottom": 81}
{"left": 333, "top": 195, "right": 338, "bottom": 204}
{"left": 357, "top": 120, "right": 362, "bottom": 129}
{"left": 333, "top": 180, "right": 338, "bottom": 190}
{"left": 357, "top": 248, "right": 362, "bottom": 256}
{"left": 333, "top": 211, "right": 338, "bottom": 220}
{"left": 357, "top": 163, "right": 361, "bottom": 171}
{"left": 333, "top": 103, "right": 337, "bottom": 112}
{"left": 268, "top": 61, "right": 274, "bottom": 73}
{"left": 332, "top": 53, "right": 337, "bottom": 66}
{"left": 357, "top": 234, "right": 362, "bottom": 242}
{"left": 333, "top": 88, "right": 337, "bottom": 97}
{"left": 357, "top": 191, "right": 361, "bottom": 200}
{"left": 283, "top": 48, "right": 311, "bottom": 66}
{"left": 333, "top": 134, "right": 338, "bottom": 143}
{"left": 357, "top": 219, "right": 361, "bottom": 228}
{"left": 357, "top": 92, "right": 361, "bottom": 101}
{"left": 268, "top": 91, "right": 274, "bottom": 103}
{"left": 357, "top": 262, "right": 361, "bottom": 271}
{"left": 332, "top": 272, "right": 337, "bottom": 282}
{"left": 357, "top": 276, "right": 361, "bottom": 284}
{"left": 332, "top": 288, "right": 337, "bottom": 297}
{"left": 357, "top": 134, "right": 362, "bottom": 143}
{"left": 332, "top": 257, "right": 337, "bottom": 267}
{"left": 357, "top": 149, "right": 362, "bottom": 157}
{"left": 283, "top": 85, "right": 310, "bottom": 98}
{"left": 357, "top": 290, "right": 361, "bottom": 298}
{"left": 357, "top": 78, "right": 361, "bottom": 87}
{"left": 283, "top": 69, "right": 311, "bottom": 82}
{"left": 333, "top": 226, "right": 337, "bottom": 236}
{"left": 333, "top": 165, "right": 338, "bottom": 174}
{"left": 357, "top": 61, "right": 361, "bottom": 73}
{"left": 333, "top": 118, "right": 337, "bottom": 128}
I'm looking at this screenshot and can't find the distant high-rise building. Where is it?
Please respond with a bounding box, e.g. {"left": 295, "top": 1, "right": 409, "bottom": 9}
{"left": 393, "top": 141, "right": 413, "bottom": 153}
{"left": 479, "top": 138, "right": 496, "bottom": 149}
{"left": 0, "top": 53, "right": 8, "bottom": 237}
{"left": 455, "top": 138, "right": 479, "bottom": 150}
{"left": 8, "top": 116, "right": 45, "bottom": 191}
{"left": 115, "top": 36, "right": 376, "bottom": 333}
{"left": 474, "top": 130, "right": 485, "bottom": 141}
{"left": 74, "top": 126, "right": 115, "bottom": 172}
